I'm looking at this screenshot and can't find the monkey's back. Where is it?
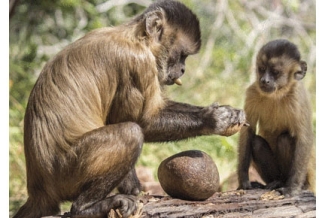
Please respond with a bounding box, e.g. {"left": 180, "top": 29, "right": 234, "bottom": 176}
{"left": 23, "top": 25, "right": 168, "bottom": 179}
{"left": 23, "top": 27, "right": 159, "bottom": 173}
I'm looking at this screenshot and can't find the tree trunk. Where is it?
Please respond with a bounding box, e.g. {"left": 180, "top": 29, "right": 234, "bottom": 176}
{"left": 43, "top": 189, "right": 316, "bottom": 218}
{"left": 136, "top": 189, "right": 316, "bottom": 218}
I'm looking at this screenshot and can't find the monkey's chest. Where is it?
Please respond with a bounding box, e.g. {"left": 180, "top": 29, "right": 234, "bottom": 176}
{"left": 256, "top": 103, "right": 295, "bottom": 146}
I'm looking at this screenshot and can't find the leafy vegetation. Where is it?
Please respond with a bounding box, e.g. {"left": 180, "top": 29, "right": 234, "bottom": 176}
{"left": 9, "top": 0, "right": 316, "bottom": 216}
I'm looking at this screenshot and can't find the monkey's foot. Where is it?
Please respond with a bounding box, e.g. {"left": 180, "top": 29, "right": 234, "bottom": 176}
{"left": 251, "top": 181, "right": 266, "bottom": 189}
{"left": 276, "top": 186, "right": 300, "bottom": 197}
{"left": 71, "top": 194, "right": 138, "bottom": 218}
{"left": 265, "top": 180, "right": 284, "bottom": 190}
{"left": 237, "top": 181, "right": 265, "bottom": 190}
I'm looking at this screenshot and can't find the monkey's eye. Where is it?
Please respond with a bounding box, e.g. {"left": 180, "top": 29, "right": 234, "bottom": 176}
{"left": 258, "top": 67, "right": 266, "bottom": 73}
{"left": 272, "top": 70, "right": 280, "bottom": 76}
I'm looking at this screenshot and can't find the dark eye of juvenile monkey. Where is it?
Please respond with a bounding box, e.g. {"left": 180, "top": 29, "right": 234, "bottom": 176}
{"left": 272, "top": 70, "right": 280, "bottom": 76}
{"left": 258, "top": 66, "right": 266, "bottom": 74}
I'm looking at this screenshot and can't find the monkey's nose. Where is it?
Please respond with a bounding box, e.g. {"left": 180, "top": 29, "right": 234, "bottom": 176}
{"left": 261, "top": 78, "right": 270, "bottom": 84}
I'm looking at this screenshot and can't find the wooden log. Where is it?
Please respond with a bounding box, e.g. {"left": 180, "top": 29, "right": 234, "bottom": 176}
{"left": 43, "top": 189, "right": 316, "bottom": 218}
{"left": 137, "top": 189, "right": 315, "bottom": 218}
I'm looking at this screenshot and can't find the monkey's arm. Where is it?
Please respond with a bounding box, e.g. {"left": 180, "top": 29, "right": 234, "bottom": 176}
{"left": 141, "top": 100, "right": 246, "bottom": 142}
{"left": 237, "top": 93, "right": 258, "bottom": 190}
{"left": 237, "top": 126, "right": 255, "bottom": 189}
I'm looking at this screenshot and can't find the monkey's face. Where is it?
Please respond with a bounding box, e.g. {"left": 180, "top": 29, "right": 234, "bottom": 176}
{"left": 256, "top": 56, "right": 291, "bottom": 94}
{"left": 256, "top": 55, "right": 307, "bottom": 95}
{"left": 255, "top": 39, "right": 307, "bottom": 95}
{"left": 165, "top": 50, "right": 187, "bottom": 85}
{"left": 164, "top": 33, "right": 199, "bottom": 86}
{"left": 141, "top": 7, "right": 201, "bottom": 86}
{"left": 257, "top": 63, "right": 281, "bottom": 93}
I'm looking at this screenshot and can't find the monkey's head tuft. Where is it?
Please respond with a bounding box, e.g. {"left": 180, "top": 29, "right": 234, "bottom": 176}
{"left": 258, "top": 39, "right": 301, "bottom": 61}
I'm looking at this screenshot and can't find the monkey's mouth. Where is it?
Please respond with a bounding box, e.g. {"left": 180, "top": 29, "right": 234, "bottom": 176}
{"left": 166, "top": 75, "right": 183, "bottom": 86}
{"left": 173, "top": 78, "right": 182, "bottom": 86}
{"left": 259, "top": 84, "right": 275, "bottom": 93}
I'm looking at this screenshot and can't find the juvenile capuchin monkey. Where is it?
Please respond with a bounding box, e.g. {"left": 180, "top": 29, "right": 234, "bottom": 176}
{"left": 237, "top": 39, "right": 315, "bottom": 196}
{"left": 14, "top": 1, "right": 246, "bottom": 218}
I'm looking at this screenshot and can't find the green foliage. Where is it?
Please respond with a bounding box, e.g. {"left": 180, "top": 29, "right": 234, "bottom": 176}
{"left": 9, "top": 0, "right": 316, "bottom": 216}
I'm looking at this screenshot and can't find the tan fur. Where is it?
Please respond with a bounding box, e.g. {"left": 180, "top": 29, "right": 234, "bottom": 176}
{"left": 237, "top": 42, "right": 315, "bottom": 195}
{"left": 15, "top": 1, "right": 208, "bottom": 217}
{"left": 24, "top": 26, "right": 165, "bottom": 173}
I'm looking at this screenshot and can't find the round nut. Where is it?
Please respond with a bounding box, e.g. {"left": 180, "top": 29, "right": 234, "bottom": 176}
{"left": 158, "top": 150, "right": 220, "bottom": 201}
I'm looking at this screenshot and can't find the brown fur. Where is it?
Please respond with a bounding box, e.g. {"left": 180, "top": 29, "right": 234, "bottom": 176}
{"left": 14, "top": 1, "right": 246, "bottom": 218}
{"left": 237, "top": 39, "right": 315, "bottom": 196}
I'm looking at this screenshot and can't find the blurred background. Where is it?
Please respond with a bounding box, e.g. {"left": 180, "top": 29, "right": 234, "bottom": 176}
{"left": 9, "top": 0, "right": 316, "bottom": 216}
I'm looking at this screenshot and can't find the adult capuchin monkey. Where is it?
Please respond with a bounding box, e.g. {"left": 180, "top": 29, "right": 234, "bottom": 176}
{"left": 237, "top": 39, "right": 315, "bottom": 196}
{"left": 14, "top": 1, "right": 246, "bottom": 217}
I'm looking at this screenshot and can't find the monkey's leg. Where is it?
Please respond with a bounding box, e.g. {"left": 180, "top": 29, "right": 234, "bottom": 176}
{"left": 275, "top": 133, "right": 299, "bottom": 196}
{"left": 70, "top": 122, "right": 143, "bottom": 218}
{"left": 117, "top": 168, "right": 142, "bottom": 195}
{"left": 275, "top": 132, "right": 295, "bottom": 182}
{"left": 251, "top": 135, "right": 283, "bottom": 189}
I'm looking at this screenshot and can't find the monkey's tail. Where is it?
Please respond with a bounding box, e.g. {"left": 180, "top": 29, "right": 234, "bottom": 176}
{"left": 13, "top": 197, "right": 60, "bottom": 218}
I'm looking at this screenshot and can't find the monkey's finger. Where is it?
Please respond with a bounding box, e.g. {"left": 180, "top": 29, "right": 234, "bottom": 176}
{"left": 173, "top": 78, "right": 182, "bottom": 86}
{"left": 236, "top": 121, "right": 249, "bottom": 127}
{"left": 228, "top": 108, "right": 244, "bottom": 125}
{"left": 237, "top": 110, "right": 246, "bottom": 124}
{"left": 221, "top": 124, "right": 242, "bottom": 136}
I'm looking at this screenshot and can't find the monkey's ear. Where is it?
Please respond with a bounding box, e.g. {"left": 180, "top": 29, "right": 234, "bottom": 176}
{"left": 294, "top": 61, "right": 307, "bottom": 80}
{"left": 145, "top": 10, "right": 164, "bottom": 41}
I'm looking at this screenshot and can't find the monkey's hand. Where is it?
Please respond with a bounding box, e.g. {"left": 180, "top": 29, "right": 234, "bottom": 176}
{"left": 237, "top": 180, "right": 252, "bottom": 190}
{"left": 202, "top": 103, "right": 246, "bottom": 136}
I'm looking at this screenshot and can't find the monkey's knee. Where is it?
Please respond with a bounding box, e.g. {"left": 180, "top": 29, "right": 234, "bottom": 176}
{"left": 251, "top": 135, "right": 271, "bottom": 169}
{"left": 251, "top": 135, "right": 281, "bottom": 183}
{"left": 123, "top": 122, "right": 144, "bottom": 144}
{"left": 75, "top": 122, "right": 144, "bottom": 181}
{"left": 251, "top": 135, "right": 271, "bottom": 157}
{"left": 277, "top": 132, "right": 294, "bottom": 147}
{"left": 121, "top": 122, "right": 144, "bottom": 156}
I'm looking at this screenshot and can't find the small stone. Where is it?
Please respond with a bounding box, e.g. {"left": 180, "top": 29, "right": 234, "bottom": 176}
{"left": 158, "top": 150, "right": 220, "bottom": 201}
